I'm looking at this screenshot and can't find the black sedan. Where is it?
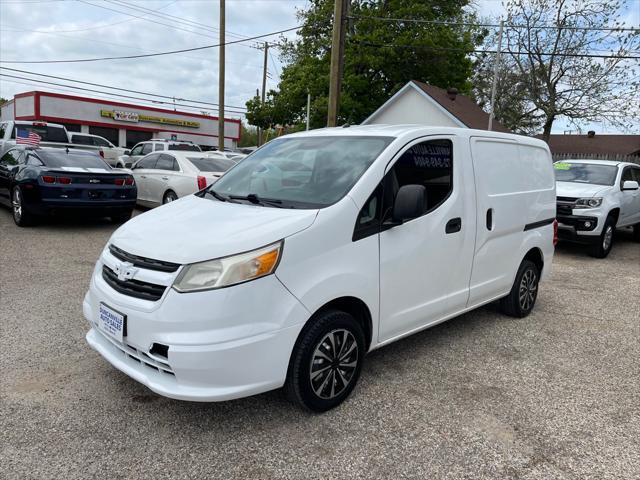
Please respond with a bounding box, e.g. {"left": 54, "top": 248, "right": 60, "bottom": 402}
{"left": 0, "top": 146, "right": 137, "bottom": 227}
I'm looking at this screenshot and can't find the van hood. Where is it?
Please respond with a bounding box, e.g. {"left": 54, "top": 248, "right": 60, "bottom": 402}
{"left": 110, "top": 195, "right": 318, "bottom": 264}
{"left": 556, "top": 182, "right": 610, "bottom": 198}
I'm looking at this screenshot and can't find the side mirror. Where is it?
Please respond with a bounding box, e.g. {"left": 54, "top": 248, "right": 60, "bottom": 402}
{"left": 622, "top": 180, "right": 639, "bottom": 191}
{"left": 392, "top": 185, "right": 425, "bottom": 223}
{"left": 123, "top": 150, "right": 131, "bottom": 156}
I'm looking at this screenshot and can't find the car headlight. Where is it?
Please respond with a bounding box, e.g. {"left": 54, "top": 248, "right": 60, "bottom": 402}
{"left": 172, "top": 241, "right": 283, "bottom": 292}
{"left": 574, "top": 197, "right": 603, "bottom": 209}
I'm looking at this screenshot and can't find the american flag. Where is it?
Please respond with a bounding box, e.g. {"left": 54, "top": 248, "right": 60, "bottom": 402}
{"left": 16, "top": 128, "right": 41, "bottom": 146}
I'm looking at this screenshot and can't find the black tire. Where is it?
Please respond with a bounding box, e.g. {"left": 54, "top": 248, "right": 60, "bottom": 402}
{"left": 110, "top": 210, "right": 133, "bottom": 224}
{"left": 500, "top": 260, "right": 540, "bottom": 318}
{"left": 589, "top": 215, "right": 616, "bottom": 258}
{"left": 285, "top": 309, "right": 365, "bottom": 412}
{"left": 162, "top": 190, "right": 178, "bottom": 204}
{"left": 632, "top": 224, "right": 640, "bottom": 242}
{"left": 11, "top": 186, "right": 36, "bottom": 227}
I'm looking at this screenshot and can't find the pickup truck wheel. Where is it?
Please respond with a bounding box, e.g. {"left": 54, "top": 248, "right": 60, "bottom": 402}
{"left": 162, "top": 191, "right": 178, "bottom": 204}
{"left": 285, "top": 310, "right": 365, "bottom": 412}
{"left": 500, "top": 260, "right": 539, "bottom": 318}
{"left": 589, "top": 215, "right": 616, "bottom": 258}
{"left": 11, "top": 186, "right": 36, "bottom": 227}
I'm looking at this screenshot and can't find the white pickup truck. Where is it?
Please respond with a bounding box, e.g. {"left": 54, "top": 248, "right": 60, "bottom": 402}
{"left": 0, "top": 121, "right": 125, "bottom": 166}
{"left": 555, "top": 159, "right": 640, "bottom": 258}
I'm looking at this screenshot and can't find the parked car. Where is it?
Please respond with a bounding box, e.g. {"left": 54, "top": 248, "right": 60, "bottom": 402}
{"left": 131, "top": 151, "right": 236, "bottom": 207}
{"left": 68, "top": 132, "right": 128, "bottom": 168}
{"left": 207, "top": 150, "right": 246, "bottom": 162}
{"left": 118, "top": 139, "right": 201, "bottom": 168}
{"left": 84, "top": 125, "right": 556, "bottom": 412}
{"left": 0, "top": 146, "right": 136, "bottom": 226}
{"left": 555, "top": 159, "right": 640, "bottom": 258}
{"left": 0, "top": 120, "right": 70, "bottom": 157}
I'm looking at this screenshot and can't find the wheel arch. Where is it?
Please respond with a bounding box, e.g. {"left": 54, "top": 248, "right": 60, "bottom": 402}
{"left": 608, "top": 208, "right": 620, "bottom": 224}
{"left": 523, "top": 247, "right": 544, "bottom": 274}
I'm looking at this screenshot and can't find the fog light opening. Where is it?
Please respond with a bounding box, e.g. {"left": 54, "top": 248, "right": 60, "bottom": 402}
{"left": 149, "top": 343, "right": 169, "bottom": 360}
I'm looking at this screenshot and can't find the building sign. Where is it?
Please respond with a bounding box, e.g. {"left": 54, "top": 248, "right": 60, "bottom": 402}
{"left": 113, "top": 110, "right": 139, "bottom": 123}
{"left": 100, "top": 109, "right": 200, "bottom": 128}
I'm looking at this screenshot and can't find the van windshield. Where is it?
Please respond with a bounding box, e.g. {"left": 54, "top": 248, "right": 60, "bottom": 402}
{"left": 554, "top": 162, "right": 618, "bottom": 186}
{"left": 207, "top": 136, "right": 394, "bottom": 208}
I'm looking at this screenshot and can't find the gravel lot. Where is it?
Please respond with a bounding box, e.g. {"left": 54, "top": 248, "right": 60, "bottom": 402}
{"left": 1, "top": 207, "right": 639, "bottom": 480}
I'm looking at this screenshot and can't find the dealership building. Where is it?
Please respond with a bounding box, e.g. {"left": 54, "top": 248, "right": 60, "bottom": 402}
{"left": 0, "top": 91, "right": 241, "bottom": 149}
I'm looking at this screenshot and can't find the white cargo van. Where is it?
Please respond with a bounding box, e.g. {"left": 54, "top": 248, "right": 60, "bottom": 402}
{"left": 84, "top": 125, "right": 556, "bottom": 411}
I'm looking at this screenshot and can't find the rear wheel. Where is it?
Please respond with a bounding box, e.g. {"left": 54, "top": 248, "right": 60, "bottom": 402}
{"left": 11, "top": 186, "right": 36, "bottom": 227}
{"left": 500, "top": 260, "right": 540, "bottom": 318}
{"left": 110, "top": 210, "right": 133, "bottom": 224}
{"left": 589, "top": 215, "right": 615, "bottom": 258}
{"left": 285, "top": 310, "right": 365, "bottom": 412}
{"left": 163, "top": 190, "right": 178, "bottom": 204}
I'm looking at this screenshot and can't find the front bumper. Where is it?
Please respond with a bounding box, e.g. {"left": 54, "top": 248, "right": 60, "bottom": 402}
{"left": 83, "top": 263, "right": 309, "bottom": 402}
{"left": 557, "top": 214, "right": 600, "bottom": 244}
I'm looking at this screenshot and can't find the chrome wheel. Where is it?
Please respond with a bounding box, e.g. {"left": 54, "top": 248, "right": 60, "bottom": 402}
{"left": 163, "top": 192, "right": 177, "bottom": 204}
{"left": 310, "top": 329, "right": 358, "bottom": 400}
{"left": 602, "top": 225, "right": 613, "bottom": 251}
{"left": 12, "top": 188, "right": 22, "bottom": 222}
{"left": 518, "top": 268, "right": 538, "bottom": 311}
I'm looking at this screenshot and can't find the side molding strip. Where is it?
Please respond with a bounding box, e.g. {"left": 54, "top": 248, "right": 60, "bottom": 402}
{"left": 524, "top": 217, "right": 555, "bottom": 231}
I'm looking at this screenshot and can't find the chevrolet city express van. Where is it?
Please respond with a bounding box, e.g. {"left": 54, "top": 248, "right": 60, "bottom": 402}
{"left": 84, "top": 125, "right": 557, "bottom": 411}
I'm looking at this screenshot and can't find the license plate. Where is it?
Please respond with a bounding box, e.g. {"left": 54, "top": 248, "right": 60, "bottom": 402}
{"left": 98, "top": 303, "right": 126, "bottom": 342}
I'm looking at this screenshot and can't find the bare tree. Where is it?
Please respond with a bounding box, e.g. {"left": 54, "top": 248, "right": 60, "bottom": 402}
{"left": 478, "top": 0, "right": 639, "bottom": 140}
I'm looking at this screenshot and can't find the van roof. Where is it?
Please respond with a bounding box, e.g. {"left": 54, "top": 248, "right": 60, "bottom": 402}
{"left": 286, "top": 124, "right": 548, "bottom": 148}
{"left": 555, "top": 159, "right": 638, "bottom": 167}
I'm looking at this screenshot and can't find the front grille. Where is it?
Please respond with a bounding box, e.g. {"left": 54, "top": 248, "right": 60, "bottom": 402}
{"left": 557, "top": 196, "right": 578, "bottom": 203}
{"left": 102, "top": 265, "right": 166, "bottom": 301}
{"left": 557, "top": 197, "right": 577, "bottom": 216}
{"left": 109, "top": 244, "right": 180, "bottom": 273}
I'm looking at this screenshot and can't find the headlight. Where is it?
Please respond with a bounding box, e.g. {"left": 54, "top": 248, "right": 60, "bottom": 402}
{"left": 172, "top": 241, "right": 283, "bottom": 292}
{"left": 574, "top": 197, "right": 603, "bottom": 209}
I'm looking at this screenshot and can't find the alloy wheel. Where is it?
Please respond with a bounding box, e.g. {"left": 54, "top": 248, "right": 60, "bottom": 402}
{"left": 309, "top": 329, "right": 358, "bottom": 400}
{"left": 518, "top": 268, "right": 538, "bottom": 311}
{"left": 603, "top": 225, "right": 613, "bottom": 251}
{"left": 12, "top": 188, "right": 22, "bottom": 222}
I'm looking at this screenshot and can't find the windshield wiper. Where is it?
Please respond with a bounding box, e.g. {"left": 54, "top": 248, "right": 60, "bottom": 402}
{"left": 205, "top": 189, "right": 231, "bottom": 202}
{"left": 229, "top": 193, "right": 283, "bottom": 207}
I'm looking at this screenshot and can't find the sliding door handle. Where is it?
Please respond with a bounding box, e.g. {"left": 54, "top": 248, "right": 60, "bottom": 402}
{"left": 486, "top": 208, "right": 493, "bottom": 230}
{"left": 445, "top": 217, "right": 462, "bottom": 234}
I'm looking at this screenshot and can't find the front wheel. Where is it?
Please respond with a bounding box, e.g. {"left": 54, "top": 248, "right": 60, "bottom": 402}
{"left": 285, "top": 310, "right": 365, "bottom": 412}
{"left": 589, "top": 215, "right": 616, "bottom": 258}
{"left": 500, "top": 260, "right": 540, "bottom": 318}
{"left": 11, "top": 186, "right": 36, "bottom": 227}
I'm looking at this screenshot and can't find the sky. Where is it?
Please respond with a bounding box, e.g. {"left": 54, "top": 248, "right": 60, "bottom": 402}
{"left": 0, "top": 0, "right": 638, "bottom": 133}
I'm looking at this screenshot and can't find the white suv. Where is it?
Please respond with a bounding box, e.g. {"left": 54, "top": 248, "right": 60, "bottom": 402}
{"left": 555, "top": 160, "right": 640, "bottom": 258}
{"left": 119, "top": 139, "right": 201, "bottom": 168}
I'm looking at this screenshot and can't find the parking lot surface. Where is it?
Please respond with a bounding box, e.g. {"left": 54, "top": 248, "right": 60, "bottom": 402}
{"left": 1, "top": 208, "right": 639, "bottom": 480}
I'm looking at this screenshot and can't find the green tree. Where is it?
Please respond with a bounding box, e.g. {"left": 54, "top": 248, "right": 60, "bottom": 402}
{"left": 246, "top": 0, "right": 485, "bottom": 129}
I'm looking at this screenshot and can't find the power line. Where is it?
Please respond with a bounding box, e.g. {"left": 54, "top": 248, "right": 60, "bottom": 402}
{"left": 0, "top": 73, "right": 247, "bottom": 115}
{"left": 348, "top": 14, "right": 640, "bottom": 33}
{"left": 353, "top": 41, "right": 640, "bottom": 60}
{"left": 0, "top": 67, "right": 247, "bottom": 109}
{"left": 0, "top": 25, "right": 300, "bottom": 63}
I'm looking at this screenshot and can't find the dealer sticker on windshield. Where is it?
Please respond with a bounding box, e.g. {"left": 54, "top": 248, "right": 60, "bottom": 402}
{"left": 554, "top": 162, "right": 571, "bottom": 170}
{"left": 98, "top": 303, "right": 126, "bottom": 343}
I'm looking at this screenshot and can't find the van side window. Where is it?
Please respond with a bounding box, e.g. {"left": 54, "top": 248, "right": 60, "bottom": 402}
{"left": 389, "top": 139, "right": 453, "bottom": 214}
{"left": 353, "top": 185, "right": 383, "bottom": 241}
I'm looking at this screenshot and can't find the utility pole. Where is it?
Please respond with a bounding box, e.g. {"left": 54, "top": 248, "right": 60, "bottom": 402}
{"left": 259, "top": 42, "right": 269, "bottom": 146}
{"left": 488, "top": 19, "right": 504, "bottom": 132}
{"left": 218, "top": 0, "right": 225, "bottom": 151}
{"left": 306, "top": 91, "right": 311, "bottom": 130}
{"left": 327, "top": 0, "right": 348, "bottom": 127}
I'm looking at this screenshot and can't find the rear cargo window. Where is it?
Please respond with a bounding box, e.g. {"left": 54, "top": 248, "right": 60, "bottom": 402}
{"left": 168, "top": 143, "right": 201, "bottom": 152}
{"left": 11, "top": 125, "right": 68, "bottom": 143}
{"left": 39, "top": 150, "right": 110, "bottom": 169}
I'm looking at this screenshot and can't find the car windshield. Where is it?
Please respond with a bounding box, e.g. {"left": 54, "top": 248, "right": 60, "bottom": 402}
{"left": 168, "top": 143, "right": 201, "bottom": 152}
{"left": 554, "top": 162, "right": 618, "bottom": 186}
{"left": 188, "top": 156, "right": 235, "bottom": 172}
{"left": 209, "top": 135, "right": 394, "bottom": 208}
{"left": 39, "top": 150, "right": 110, "bottom": 169}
